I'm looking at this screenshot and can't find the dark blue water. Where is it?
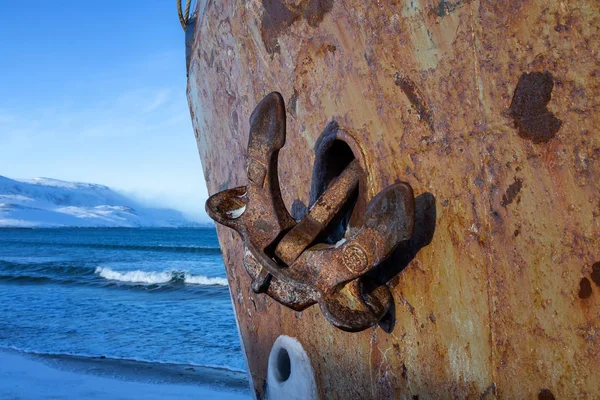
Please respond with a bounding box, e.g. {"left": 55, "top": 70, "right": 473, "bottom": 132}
{"left": 0, "top": 228, "right": 245, "bottom": 373}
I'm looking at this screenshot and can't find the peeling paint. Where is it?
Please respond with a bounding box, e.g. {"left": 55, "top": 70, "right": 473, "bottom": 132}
{"left": 260, "top": 0, "right": 334, "bottom": 54}
{"left": 508, "top": 72, "right": 562, "bottom": 144}
{"left": 501, "top": 178, "right": 523, "bottom": 207}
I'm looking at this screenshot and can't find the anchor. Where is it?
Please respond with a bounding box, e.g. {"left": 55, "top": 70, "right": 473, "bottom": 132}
{"left": 206, "top": 92, "right": 415, "bottom": 332}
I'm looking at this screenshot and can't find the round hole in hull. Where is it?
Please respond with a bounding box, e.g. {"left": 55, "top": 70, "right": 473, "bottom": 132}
{"left": 266, "top": 335, "right": 318, "bottom": 399}
{"left": 275, "top": 347, "right": 291, "bottom": 382}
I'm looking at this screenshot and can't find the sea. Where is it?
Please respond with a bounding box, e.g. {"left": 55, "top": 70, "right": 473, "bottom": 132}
{"left": 0, "top": 228, "right": 249, "bottom": 394}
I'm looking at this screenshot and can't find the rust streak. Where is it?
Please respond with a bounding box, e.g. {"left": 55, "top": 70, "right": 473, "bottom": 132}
{"left": 501, "top": 178, "right": 523, "bottom": 207}
{"left": 578, "top": 277, "right": 592, "bottom": 299}
{"left": 590, "top": 262, "right": 600, "bottom": 287}
{"left": 394, "top": 73, "right": 434, "bottom": 132}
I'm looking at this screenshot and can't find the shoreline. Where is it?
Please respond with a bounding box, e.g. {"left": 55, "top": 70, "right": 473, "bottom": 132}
{"left": 0, "top": 347, "right": 250, "bottom": 399}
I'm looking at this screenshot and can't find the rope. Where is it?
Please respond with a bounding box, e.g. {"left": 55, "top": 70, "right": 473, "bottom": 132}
{"left": 177, "top": 0, "right": 193, "bottom": 31}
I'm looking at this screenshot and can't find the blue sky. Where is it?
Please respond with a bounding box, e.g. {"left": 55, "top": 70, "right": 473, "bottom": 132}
{"left": 0, "top": 1, "right": 209, "bottom": 221}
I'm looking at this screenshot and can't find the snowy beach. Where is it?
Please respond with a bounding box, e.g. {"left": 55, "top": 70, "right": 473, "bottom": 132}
{"left": 0, "top": 348, "right": 250, "bottom": 399}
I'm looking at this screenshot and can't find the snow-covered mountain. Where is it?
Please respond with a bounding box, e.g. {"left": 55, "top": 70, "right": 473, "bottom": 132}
{"left": 0, "top": 175, "right": 200, "bottom": 228}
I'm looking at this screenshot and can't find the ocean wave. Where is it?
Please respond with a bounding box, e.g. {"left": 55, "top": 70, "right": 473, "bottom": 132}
{"left": 0, "top": 274, "right": 78, "bottom": 285}
{"left": 2, "top": 240, "right": 222, "bottom": 254}
{"left": 95, "top": 267, "right": 228, "bottom": 286}
{"left": 0, "top": 261, "right": 97, "bottom": 286}
{"left": 0, "top": 260, "right": 96, "bottom": 276}
{"left": 0, "top": 260, "right": 229, "bottom": 290}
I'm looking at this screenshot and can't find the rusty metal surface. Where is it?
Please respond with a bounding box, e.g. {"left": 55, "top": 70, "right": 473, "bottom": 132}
{"left": 187, "top": 0, "right": 600, "bottom": 398}
{"left": 206, "top": 92, "right": 416, "bottom": 331}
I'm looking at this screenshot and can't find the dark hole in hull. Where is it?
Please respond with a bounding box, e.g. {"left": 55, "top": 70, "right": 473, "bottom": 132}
{"left": 310, "top": 138, "right": 358, "bottom": 244}
{"left": 275, "top": 347, "right": 291, "bottom": 382}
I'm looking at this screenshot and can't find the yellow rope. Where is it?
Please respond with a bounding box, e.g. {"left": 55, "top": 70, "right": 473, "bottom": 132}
{"left": 177, "top": 0, "right": 193, "bottom": 31}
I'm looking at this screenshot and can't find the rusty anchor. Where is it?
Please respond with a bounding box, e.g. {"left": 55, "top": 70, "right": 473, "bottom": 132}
{"left": 206, "top": 92, "right": 415, "bottom": 332}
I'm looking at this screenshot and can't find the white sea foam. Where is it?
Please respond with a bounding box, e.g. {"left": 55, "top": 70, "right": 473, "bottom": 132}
{"left": 183, "top": 274, "right": 229, "bottom": 286}
{"left": 94, "top": 267, "right": 228, "bottom": 286}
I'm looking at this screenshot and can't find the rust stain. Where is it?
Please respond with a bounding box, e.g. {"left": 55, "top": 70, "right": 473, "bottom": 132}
{"left": 479, "top": 383, "right": 495, "bottom": 399}
{"left": 501, "top": 178, "right": 523, "bottom": 207}
{"left": 260, "top": 0, "right": 301, "bottom": 54}
{"left": 508, "top": 72, "right": 562, "bottom": 144}
{"left": 401, "top": 362, "right": 408, "bottom": 380}
{"left": 554, "top": 23, "right": 569, "bottom": 33}
{"left": 577, "top": 323, "right": 600, "bottom": 347}
{"left": 434, "top": 0, "right": 463, "bottom": 17}
{"left": 538, "top": 388, "right": 556, "bottom": 400}
{"left": 260, "top": 0, "right": 334, "bottom": 54}
{"left": 394, "top": 73, "right": 434, "bottom": 131}
{"left": 303, "top": 0, "right": 334, "bottom": 27}
{"left": 188, "top": 0, "right": 600, "bottom": 396}
{"left": 288, "top": 88, "right": 299, "bottom": 118}
{"left": 429, "top": 312, "right": 436, "bottom": 324}
{"left": 591, "top": 262, "right": 600, "bottom": 287}
{"left": 578, "top": 277, "right": 592, "bottom": 299}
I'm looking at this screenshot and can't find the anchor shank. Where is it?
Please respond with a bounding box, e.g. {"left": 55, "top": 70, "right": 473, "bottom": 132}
{"left": 274, "top": 159, "right": 360, "bottom": 265}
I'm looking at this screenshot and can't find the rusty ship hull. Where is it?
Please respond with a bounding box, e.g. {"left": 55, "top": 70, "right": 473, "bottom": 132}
{"left": 185, "top": 0, "right": 600, "bottom": 398}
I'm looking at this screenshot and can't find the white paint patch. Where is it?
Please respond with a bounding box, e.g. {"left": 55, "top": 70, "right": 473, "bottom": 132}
{"left": 266, "top": 335, "right": 318, "bottom": 400}
{"left": 226, "top": 204, "right": 246, "bottom": 219}
{"left": 334, "top": 238, "right": 347, "bottom": 248}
